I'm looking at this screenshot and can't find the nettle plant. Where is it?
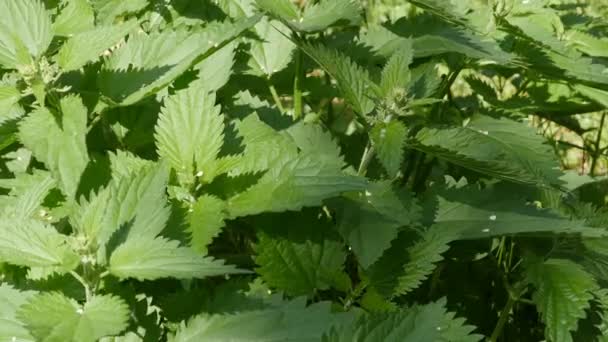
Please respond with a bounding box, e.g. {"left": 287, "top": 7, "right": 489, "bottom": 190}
{"left": 1, "top": 0, "right": 608, "bottom": 341}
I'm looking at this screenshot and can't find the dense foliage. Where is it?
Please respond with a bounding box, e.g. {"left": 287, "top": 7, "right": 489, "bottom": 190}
{"left": 1, "top": 0, "right": 608, "bottom": 341}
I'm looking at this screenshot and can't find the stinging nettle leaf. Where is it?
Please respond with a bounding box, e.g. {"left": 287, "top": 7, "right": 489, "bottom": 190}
{"left": 52, "top": 0, "right": 95, "bottom": 37}
{"left": 254, "top": 212, "right": 349, "bottom": 296}
{"left": 17, "top": 292, "right": 130, "bottom": 342}
{"left": 371, "top": 120, "right": 407, "bottom": 178}
{"left": 188, "top": 195, "right": 226, "bottom": 254}
{"left": 526, "top": 259, "right": 598, "bottom": 342}
{"left": 171, "top": 299, "right": 336, "bottom": 342}
{"left": 413, "top": 115, "right": 563, "bottom": 187}
{"left": 0, "top": 284, "right": 37, "bottom": 342}
{"left": 0, "top": 217, "right": 79, "bottom": 270}
{"left": 109, "top": 236, "right": 246, "bottom": 280}
{"left": 0, "top": 0, "right": 53, "bottom": 68}
{"left": 248, "top": 18, "right": 295, "bottom": 77}
{"left": 18, "top": 95, "right": 89, "bottom": 199}
{"left": 298, "top": 41, "right": 376, "bottom": 116}
{"left": 56, "top": 19, "right": 138, "bottom": 71}
{"left": 154, "top": 82, "right": 224, "bottom": 186}
{"left": 99, "top": 15, "right": 261, "bottom": 106}
{"left": 330, "top": 181, "right": 420, "bottom": 268}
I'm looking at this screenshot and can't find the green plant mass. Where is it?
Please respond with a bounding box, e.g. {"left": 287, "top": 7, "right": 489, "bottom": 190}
{"left": 2, "top": 0, "right": 608, "bottom": 340}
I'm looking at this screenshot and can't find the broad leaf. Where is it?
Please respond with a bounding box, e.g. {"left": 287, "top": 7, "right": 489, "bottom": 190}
{"left": 56, "top": 19, "right": 138, "bottom": 71}
{"left": 324, "top": 299, "right": 481, "bottom": 342}
{"left": 0, "top": 285, "right": 36, "bottom": 342}
{"left": 52, "top": 0, "right": 95, "bottom": 37}
{"left": 526, "top": 259, "right": 598, "bottom": 342}
{"left": 194, "top": 42, "right": 236, "bottom": 91}
{"left": 0, "top": 217, "right": 78, "bottom": 270}
{"left": 171, "top": 299, "right": 336, "bottom": 342}
{"left": 298, "top": 42, "right": 376, "bottom": 116}
{"left": 254, "top": 212, "right": 348, "bottom": 295}
{"left": 371, "top": 120, "right": 407, "bottom": 178}
{"left": 393, "top": 225, "right": 458, "bottom": 297}
{"left": 413, "top": 115, "right": 563, "bottom": 187}
{"left": 0, "top": 0, "right": 53, "bottom": 68}
{"left": 109, "top": 236, "right": 245, "bottom": 280}
{"left": 248, "top": 18, "right": 295, "bottom": 77}
{"left": 18, "top": 95, "right": 89, "bottom": 199}
{"left": 155, "top": 82, "right": 224, "bottom": 185}
{"left": 430, "top": 183, "right": 601, "bottom": 239}
{"left": 99, "top": 15, "right": 261, "bottom": 106}
{"left": 17, "top": 293, "right": 130, "bottom": 342}
{"left": 228, "top": 154, "right": 367, "bottom": 217}
{"left": 330, "top": 181, "right": 420, "bottom": 268}
{"left": 188, "top": 195, "right": 226, "bottom": 254}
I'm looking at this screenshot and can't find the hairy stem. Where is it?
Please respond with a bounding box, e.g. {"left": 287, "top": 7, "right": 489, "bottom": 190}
{"left": 490, "top": 294, "right": 516, "bottom": 342}
{"left": 70, "top": 271, "right": 91, "bottom": 302}
{"left": 268, "top": 82, "right": 285, "bottom": 114}
{"left": 293, "top": 49, "right": 304, "bottom": 120}
{"left": 358, "top": 143, "right": 376, "bottom": 176}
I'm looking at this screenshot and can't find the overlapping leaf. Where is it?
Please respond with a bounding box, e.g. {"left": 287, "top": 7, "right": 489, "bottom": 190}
{"left": 18, "top": 95, "right": 89, "bottom": 199}
{"left": 0, "top": 0, "right": 53, "bottom": 68}
{"left": 154, "top": 81, "right": 224, "bottom": 185}
{"left": 526, "top": 259, "right": 598, "bottom": 342}
{"left": 99, "top": 15, "right": 261, "bottom": 106}
{"left": 109, "top": 236, "right": 245, "bottom": 280}
{"left": 17, "top": 293, "right": 130, "bottom": 342}
{"left": 413, "top": 115, "right": 564, "bottom": 187}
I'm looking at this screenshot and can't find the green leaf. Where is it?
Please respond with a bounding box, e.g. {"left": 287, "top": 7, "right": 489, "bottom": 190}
{"left": 284, "top": 121, "right": 345, "bottom": 167}
{"left": 56, "top": 19, "right": 138, "bottom": 71}
{"left": 6, "top": 172, "right": 55, "bottom": 219}
{"left": 17, "top": 293, "right": 130, "bottom": 342}
{"left": 324, "top": 299, "right": 481, "bottom": 342}
{"left": 565, "top": 30, "right": 608, "bottom": 58}
{"left": 0, "top": 284, "right": 36, "bottom": 342}
{"left": 188, "top": 195, "right": 226, "bottom": 254}
{"left": 393, "top": 225, "right": 458, "bottom": 297}
{"left": 413, "top": 115, "right": 563, "bottom": 187}
{"left": 99, "top": 15, "right": 261, "bottom": 106}
{"left": 171, "top": 299, "right": 336, "bottom": 342}
{"left": 52, "top": 0, "right": 95, "bottom": 37}
{"left": 254, "top": 0, "right": 298, "bottom": 22}
{"left": 0, "top": 217, "right": 78, "bottom": 269}
{"left": 228, "top": 154, "right": 367, "bottom": 218}
{"left": 95, "top": 163, "right": 170, "bottom": 256}
{"left": 91, "top": 0, "right": 149, "bottom": 24}
{"left": 254, "top": 212, "right": 348, "bottom": 295}
{"left": 0, "top": 0, "right": 53, "bottom": 68}
{"left": 18, "top": 95, "right": 89, "bottom": 199}
{"left": 526, "top": 259, "right": 598, "bottom": 342}
{"left": 154, "top": 82, "right": 224, "bottom": 185}
{"left": 256, "top": 0, "right": 362, "bottom": 32}
{"left": 228, "top": 113, "right": 298, "bottom": 176}
{"left": 330, "top": 181, "right": 420, "bottom": 268}
{"left": 295, "top": 0, "right": 362, "bottom": 32}
{"left": 248, "top": 18, "right": 295, "bottom": 77}
{"left": 298, "top": 42, "right": 376, "bottom": 116}
{"left": 371, "top": 120, "right": 407, "bottom": 178}
{"left": 0, "top": 85, "right": 23, "bottom": 125}
{"left": 109, "top": 236, "right": 245, "bottom": 280}
{"left": 379, "top": 47, "right": 413, "bottom": 98}
{"left": 431, "top": 183, "right": 601, "bottom": 239}
{"left": 194, "top": 42, "right": 236, "bottom": 92}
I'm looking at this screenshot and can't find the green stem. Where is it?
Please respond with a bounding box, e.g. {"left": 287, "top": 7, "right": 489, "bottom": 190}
{"left": 70, "top": 271, "right": 91, "bottom": 302}
{"left": 590, "top": 111, "right": 606, "bottom": 177}
{"left": 268, "top": 82, "right": 285, "bottom": 114}
{"left": 293, "top": 49, "right": 304, "bottom": 120}
{"left": 490, "top": 294, "right": 516, "bottom": 342}
{"left": 358, "top": 143, "right": 375, "bottom": 176}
